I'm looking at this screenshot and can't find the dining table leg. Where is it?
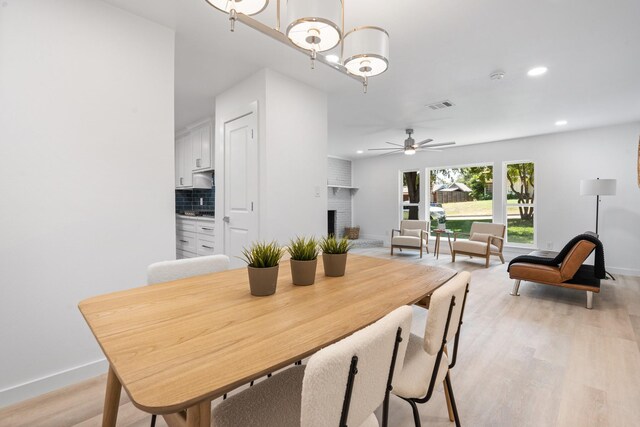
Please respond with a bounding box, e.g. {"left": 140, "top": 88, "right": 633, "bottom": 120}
{"left": 102, "top": 365, "right": 122, "bottom": 427}
{"left": 186, "top": 400, "right": 211, "bottom": 427}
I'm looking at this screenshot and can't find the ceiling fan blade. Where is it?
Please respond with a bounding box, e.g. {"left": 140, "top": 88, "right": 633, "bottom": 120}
{"left": 419, "top": 148, "right": 442, "bottom": 152}
{"left": 415, "top": 138, "right": 434, "bottom": 146}
{"left": 368, "top": 147, "right": 401, "bottom": 151}
{"left": 380, "top": 149, "right": 403, "bottom": 156}
{"left": 385, "top": 142, "right": 403, "bottom": 147}
{"left": 426, "top": 141, "right": 456, "bottom": 148}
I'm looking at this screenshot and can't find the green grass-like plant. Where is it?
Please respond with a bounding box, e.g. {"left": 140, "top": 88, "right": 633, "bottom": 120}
{"left": 319, "top": 235, "right": 353, "bottom": 254}
{"left": 288, "top": 236, "right": 319, "bottom": 261}
{"left": 240, "top": 241, "right": 285, "bottom": 268}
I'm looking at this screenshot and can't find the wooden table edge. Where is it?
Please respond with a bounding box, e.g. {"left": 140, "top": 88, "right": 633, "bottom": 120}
{"left": 79, "top": 256, "right": 458, "bottom": 419}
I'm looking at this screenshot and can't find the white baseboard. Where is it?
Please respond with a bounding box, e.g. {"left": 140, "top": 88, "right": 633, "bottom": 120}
{"left": 359, "top": 233, "right": 389, "bottom": 245}
{"left": 606, "top": 266, "right": 640, "bottom": 277}
{"left": 0, "top": 358, "right": 108, "bottom": 409}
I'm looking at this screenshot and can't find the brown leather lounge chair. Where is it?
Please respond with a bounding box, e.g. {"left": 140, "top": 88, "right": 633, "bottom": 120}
{"left": 507, "top": 232, "right": 606, "bottom": 309}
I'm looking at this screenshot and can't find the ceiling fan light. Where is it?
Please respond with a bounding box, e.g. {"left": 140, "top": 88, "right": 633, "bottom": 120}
{"left": 286, "top": 0, "right": 342, "bottom": 52}
{"left": 404, "top": 148, "right": 416, "bottom": 155}
{"left": 204, "top": 0, "right": 269, "bottom": 16}
{"left": 343, "top": 26, "right": 389, "bottom": 77}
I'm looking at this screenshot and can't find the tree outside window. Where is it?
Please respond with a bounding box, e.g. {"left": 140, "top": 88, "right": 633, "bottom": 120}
{"left": 402, "top": 171, "right": 420, "bottom": 220}
{"left": 505, "top": 162, "right": 535, "bottom": 245}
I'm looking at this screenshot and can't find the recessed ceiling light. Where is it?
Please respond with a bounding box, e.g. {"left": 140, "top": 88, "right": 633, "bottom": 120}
{"left": 527, "top": 66, "right": 548, "bottom": 77}
{"left": 326, "top": 54, "right": 340, "bottom": 64}
{"left": 555, "top": 120, "right": 568, "bottom": 126}
{"left": 356, "top": 150, "right": 363, "bottom": 154}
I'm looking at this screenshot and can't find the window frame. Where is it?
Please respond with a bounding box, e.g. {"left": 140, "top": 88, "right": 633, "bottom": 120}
{"left": 398, "top": 169, "right": 424, "bottom": 224}
{"left": 426, "top": 162, "right": 496, "bottom": 237}
{"left": 502, "top": 160, "right": 537, "bottom": 248}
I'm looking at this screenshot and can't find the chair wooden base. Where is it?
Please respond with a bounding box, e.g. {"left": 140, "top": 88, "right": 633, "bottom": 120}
{"left": 451, "top": 250, "right": 504, "bottom": 268}
{"left": 391, "top": 244, "right": 428, "bottom": 258}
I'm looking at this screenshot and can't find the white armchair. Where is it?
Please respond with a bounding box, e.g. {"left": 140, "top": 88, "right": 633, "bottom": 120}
{"left": 391, "top": 220, "right": 429, "bottom": 258}
{"left": 451, "top": 222, "right": 505, "bottom": 268}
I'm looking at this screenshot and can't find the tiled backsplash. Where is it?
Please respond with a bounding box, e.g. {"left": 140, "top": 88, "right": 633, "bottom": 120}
{"left": 176, "top": 187, "right": 215, "bottom": 213}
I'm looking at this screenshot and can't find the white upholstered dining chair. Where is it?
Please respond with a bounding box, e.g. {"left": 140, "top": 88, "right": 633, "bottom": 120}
{"left": 147, "top": 254, "right": 230, "bottom": 285}
{"left": 391, "top": 271, "right": 471, "bottom": 427}
{"left": 211, "top": 306, "right": 413, "bottom": 427}
{"left": 391, "top": 220, "right": 430, "bottom": 258}
{"left": 146, "top": 254, "right": 229, "bottom": 427}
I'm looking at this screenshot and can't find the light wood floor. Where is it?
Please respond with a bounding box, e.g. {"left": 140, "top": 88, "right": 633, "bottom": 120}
{"left": 2, "top": 247, "right": 639, "bottom": 427}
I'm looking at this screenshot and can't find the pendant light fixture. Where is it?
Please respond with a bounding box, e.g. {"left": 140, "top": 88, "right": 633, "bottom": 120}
{"left": 342, "top": 26, "right": 389, "bottom": 92}
{"left": 204, "top": 0, "right": 269, "bottom": 31}
{"left": 285, "top": 0, "right": 342, "bottom": 68}
{"left": 202, "top": 0, "right": 389, "bottom": 92}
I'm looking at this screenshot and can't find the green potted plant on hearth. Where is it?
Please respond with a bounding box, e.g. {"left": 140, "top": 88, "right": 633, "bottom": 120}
{"left": 240, "top": 241, "right": 285, "bottom": 296}
{"left": 288, "top": 236, "right": 320, "bottom": 286}
{"left": 320, "top": 235, "right": 353, "bottom": 277}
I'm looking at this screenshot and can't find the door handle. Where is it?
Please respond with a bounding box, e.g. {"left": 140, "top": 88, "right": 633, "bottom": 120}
{"left": 196, "top": 158, "right": 201, "bottom": 168}
{"left": 223, "top": 216, "right": 230, "bottom": 223}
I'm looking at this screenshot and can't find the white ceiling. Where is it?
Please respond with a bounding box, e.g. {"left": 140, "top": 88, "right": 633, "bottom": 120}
{"left": 103, "top": 0, "right": 640, "bottom": 158}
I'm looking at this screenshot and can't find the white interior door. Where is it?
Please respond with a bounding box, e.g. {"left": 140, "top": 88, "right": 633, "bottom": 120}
{"left": 224, "top": 112, "right": 258, "bottom": 268}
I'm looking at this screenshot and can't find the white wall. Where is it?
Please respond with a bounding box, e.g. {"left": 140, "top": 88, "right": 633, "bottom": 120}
{"left": 0, "top": 0, "right": 175, "bottom": 406}
{"left": 264, "top": 69, "right": 327, "bottom": 241}
{"left": 214, "top": 69, "right": 327, "bottom": 254}
{"left": 352, "top": 122, "right": 640, "bottom": 275}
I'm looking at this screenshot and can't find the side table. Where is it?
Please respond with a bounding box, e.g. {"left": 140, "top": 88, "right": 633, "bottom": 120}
{"left": 433, "top": 228, "right": 454, "bottom": 260}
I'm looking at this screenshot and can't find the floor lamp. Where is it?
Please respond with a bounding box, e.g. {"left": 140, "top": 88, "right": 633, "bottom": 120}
{"left": 580, "top": 178, "right": 617, "bottom": 235}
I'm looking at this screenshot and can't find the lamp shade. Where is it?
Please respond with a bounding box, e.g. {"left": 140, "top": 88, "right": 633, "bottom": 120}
{"left": 580, "top": 178, "right": 617, "bottom": 196}
{"left": 286, "top": 0, "right": 342, "bottom": 52}
{"left": 342, "top": 26, "right": 390, "bottom": 77}
{"left": 204, "top": 0, "right": 269, "bottom": 15}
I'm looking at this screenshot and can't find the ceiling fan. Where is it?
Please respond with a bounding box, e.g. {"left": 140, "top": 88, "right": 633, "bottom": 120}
{"left": 368, "top": 129, "right": 456, "bottom": 156}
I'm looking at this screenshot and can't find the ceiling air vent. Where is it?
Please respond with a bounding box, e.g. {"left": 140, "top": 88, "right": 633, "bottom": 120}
{"left": 426, "top": 100, "right": 455, "bottom": 110}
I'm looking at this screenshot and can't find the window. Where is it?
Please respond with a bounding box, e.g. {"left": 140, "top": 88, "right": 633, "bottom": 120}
{"left": 428, "top": 165, "right": 493, "bottom": 236}
{"left": 401, "top": 171, "right": 420, "bottom": 220}
{"left": 504, "top": 162, "right": 535, "bottom": 245}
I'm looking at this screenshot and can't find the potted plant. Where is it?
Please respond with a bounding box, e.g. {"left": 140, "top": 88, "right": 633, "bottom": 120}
{"left": 437, "top": 216, "right": 447, "bottom": 230}
{"left": 240, "top": 241, "right": 285, "bottom": 296}
{"left": 320, "top": 236, "right": 353, "bottom": 277}
{"left": 287, "top": 236, "right": 320, "bottom": 285}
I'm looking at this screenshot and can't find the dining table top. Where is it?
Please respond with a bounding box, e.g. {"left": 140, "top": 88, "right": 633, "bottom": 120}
{"left": 78, "top": 254, "right": 457, "bottom": 415}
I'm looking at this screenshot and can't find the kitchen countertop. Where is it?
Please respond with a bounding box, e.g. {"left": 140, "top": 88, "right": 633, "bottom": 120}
{"left": 176, "top": 214, "right": 215, "bottom": 221}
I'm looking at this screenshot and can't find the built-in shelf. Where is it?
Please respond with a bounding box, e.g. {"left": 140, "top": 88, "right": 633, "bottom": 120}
{"left": 328, "top": 184, "right": 359, "bottom": 195}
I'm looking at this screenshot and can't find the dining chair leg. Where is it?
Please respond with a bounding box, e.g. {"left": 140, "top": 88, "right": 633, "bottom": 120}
{"left": 499, "top": 254, "right": 505, "bottom": 263}
{"left": 484, "top": 256, "right": 490, "bottom": 268}
{"left": 444, "top": 373, "right": 461, "bottom": 427}
{"left": 150, "top": 414, "right": 156, "bottom": 427}
{"left": 408, "top": 399, "right": 422, "bottom": 427}
{"left": 443, "top": 378, "right": 455, "bottom": 422}
{"left": 451, "top": 251, "right": 456, "bottom": 262}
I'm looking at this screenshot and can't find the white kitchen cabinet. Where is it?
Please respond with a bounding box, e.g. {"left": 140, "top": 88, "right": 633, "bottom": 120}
{"left": 176, "top": 216, "right": 216, "bottom": 259}
{"left": 176, "top": 230, "right": 197, "bottom": 253}
{"left": 191, "top": 121, "right": 213, "bottom": 171}
{"left": 175, "top": 134, "right": 192, "bottom": 188}
{"left": 175, "top": 119, "right": 214, "bottom": 189}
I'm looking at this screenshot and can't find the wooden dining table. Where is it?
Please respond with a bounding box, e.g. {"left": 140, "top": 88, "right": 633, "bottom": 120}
{"left": 78, "top": 254, "right": 456, "bottom": 427}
